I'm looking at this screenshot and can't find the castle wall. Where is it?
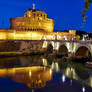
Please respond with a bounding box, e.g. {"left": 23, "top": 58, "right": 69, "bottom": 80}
{"left": 0, "top": 29, "right": 80, "bottom": 40}
{"left": 10, "top": 17, "right": 54, "bottom": 33}
{"left": 0, "top": 41, "right": 21, "bottom": 52}
{"left": 10, "top": 9, "right": 54, "bottom": 33}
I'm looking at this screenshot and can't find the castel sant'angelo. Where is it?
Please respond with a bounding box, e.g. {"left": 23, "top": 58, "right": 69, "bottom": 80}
{"left": 0, "top": 4, "right": 80, "bottom": 40}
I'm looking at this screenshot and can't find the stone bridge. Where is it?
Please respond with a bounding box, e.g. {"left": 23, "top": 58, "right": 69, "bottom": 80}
{"left": 0, "top": 40, "right": 92, "bottom": 57}
{"left": 19, "top": 40, "right": 92, "bottom": 57}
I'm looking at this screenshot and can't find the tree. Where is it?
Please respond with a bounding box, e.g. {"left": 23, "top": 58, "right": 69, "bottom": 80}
{"left": 82, "top": 0, "right": 92, "bottom": 23}
{"left": 76, "top": 30, "right": 87, "bottom": 39}
{"left": 89, "top": 33, "right": 92, "bottom": 39}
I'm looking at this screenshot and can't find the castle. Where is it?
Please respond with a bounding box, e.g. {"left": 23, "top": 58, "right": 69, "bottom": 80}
{"left": 0, "top": 4, "right": 80, "bottom": 40}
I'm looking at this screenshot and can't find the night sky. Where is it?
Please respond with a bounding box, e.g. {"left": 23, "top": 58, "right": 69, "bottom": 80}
{"left": 0, "top": 0, "right": 92, "bottom": 33}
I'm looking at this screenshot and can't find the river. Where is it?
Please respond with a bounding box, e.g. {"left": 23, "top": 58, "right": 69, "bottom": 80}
{"left": 0, "top": 56, "right": 92, "bottom": 92}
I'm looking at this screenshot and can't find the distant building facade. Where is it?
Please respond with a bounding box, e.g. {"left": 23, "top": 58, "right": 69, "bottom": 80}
{"left": 0, "top": 7, "right": 80, "bottom": 40}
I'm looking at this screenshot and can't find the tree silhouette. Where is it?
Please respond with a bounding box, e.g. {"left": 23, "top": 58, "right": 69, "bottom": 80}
{"left": 82, "top": 0, "right": 92, "bottom": 24}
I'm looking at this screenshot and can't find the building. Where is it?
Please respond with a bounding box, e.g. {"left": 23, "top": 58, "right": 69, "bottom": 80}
{"left": 0, "top": 4, "right": 80, "bottom": 40}
{"left": 10, "top": 8, "right": 54, "bottom": 33}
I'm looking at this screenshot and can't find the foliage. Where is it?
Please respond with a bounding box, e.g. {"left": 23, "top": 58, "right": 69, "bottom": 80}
{"left": 89, "top": 33, "right": 92, "bottom": 38}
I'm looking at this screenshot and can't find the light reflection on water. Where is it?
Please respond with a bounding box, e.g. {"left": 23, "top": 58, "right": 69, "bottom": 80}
{"left": 0, "top": 66, "right": 53, "bottom": 89}
{"left": 0, "top": 56, "right": 92, "bottom": 91}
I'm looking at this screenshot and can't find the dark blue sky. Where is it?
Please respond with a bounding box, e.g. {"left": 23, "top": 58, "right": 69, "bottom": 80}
{"left": 0, "top": 0, "right": 92, "bottom": 33}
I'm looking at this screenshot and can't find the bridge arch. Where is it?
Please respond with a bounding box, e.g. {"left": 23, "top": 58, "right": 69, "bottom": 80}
{"left": 75, "top": 46, "right": 91, "bottom": 57}
{"left": 58, "top": 44, "right": 68, "bottom": 55}
{"left": 65, "top": 66, "right": 90, "bottom": 85}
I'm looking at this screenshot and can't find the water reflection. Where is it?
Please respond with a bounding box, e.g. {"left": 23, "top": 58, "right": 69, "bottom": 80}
{"left": 65, "top": 65, "right": 92, "bottom": 88}
{"left": 65, "top": 65, "right": 78, "bottom": 80}
{"left": 51, "top": 62, "right": 60, "bottom": 72}
{"left": 62, "top": 74, "right": 66, "bottom": 83}
{"left": 89, "top": 75, "right": 92, "bottom": 87}
{"left": 42, "top": 58, "right": 48, "bottom": 66}
{"left": 0, "top": 56, "right": 92, "bottom": 89}
{"left": 0, "top": 66, "right": 53, "bottom": 89}
{"left": 82, "top": 86, "right": 86, "bottom": 92}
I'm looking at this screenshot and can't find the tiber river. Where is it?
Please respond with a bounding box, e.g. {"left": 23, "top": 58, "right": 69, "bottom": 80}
{"left": 0, "top": 56, "right": 92, "bottom": 92}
